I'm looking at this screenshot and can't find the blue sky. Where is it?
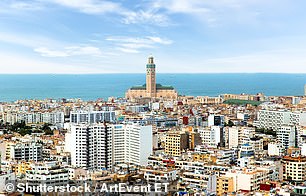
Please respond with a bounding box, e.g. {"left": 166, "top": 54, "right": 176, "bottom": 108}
{"left": 1, "top": 0, "right": 306, "bottom": 73}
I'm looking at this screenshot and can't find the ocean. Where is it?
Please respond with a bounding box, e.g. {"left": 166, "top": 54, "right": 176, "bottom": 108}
{"left": 0, "top": 73, "right": 305, "bottom": 102}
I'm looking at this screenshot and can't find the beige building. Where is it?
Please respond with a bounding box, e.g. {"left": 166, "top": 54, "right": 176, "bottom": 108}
{"left": 165, "top": 131, "right": 189, "bottom": 157}
{"left": 217, "top": 176, "right": 235, "bottom": 196}
{"left": 282, "top": 155, "right": 306, "bottom": 183}
{"left": 125, "top": 56, "right": 178, "bottom": 100}
{"left": 223, "top": 93, "right": 265, "bottom": 101}
{"left": 225, "top": 169, "right": 269, "bottom": 192}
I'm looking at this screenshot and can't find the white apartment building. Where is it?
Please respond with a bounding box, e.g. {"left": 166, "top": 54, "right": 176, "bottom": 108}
{"left": 238, "top": 127, "right": 256, "bottom": 146}
{"left": 125, "top": 105, "right": 149, "bottom": 113}
{"left": 248, "top": 138, "right": 263, "bottom": 157}
{"left": 277, "top": 125, "right": 297, "bottom": 152}
{"left": 226, "top": 126, "right": 259, "bottom": 151}
{"left": 302, "top": 143, "right": 306, "bottom": 156}
{"left": 112, "top": 123, "right": 152, "bottom": 166}
{"left": 268, "top": 143, "right": 282, "bottom": 156}
{"left": 208, "top": 115, "right": 225, "bottom": 127}
{"left": 65, "top": 123, "right": 152, "bottom": 170}
{"left": 180, "top": 172, "right": 217, "bottom": 192}
{"left": 237, "top": 113, "right": 250, "bottom": 122}
{"left": 3, "top": 111, "right": 64, "bottom": 126}
{"left": 198, "top": 128, "right": 211, "bottom": 146}
{"left": 256, "top": 110, "right": 306, "bottom": 131}
{"left": 70, "top": 110, "right": 116, "bottom": 124}
{"left": 65, "top": 124, "right": 112, "bottom": 170}
{"left": 142, "top": 168, "right": 177, "bottom": 183}
{"left": 6, "top": 142, "right": 42, "bottom": 161}
{"left": 214, "top": 149, "right": 236, "bottom": 165}
{"left": 26, "top": 161, "right": 69, "bottom": 186}
{"left": 228, "top": 127, "right": 239, "bottom": 149}
{"left": 237, "top": 157, "right": 253, "bottom": 168}
{"left": 198, "top": 126, "right": 221, "bottom": 147}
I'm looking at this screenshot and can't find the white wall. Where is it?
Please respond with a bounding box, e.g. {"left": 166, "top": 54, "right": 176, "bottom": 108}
{"left": 140, "top": 125, "right": 153, "bottom": 166}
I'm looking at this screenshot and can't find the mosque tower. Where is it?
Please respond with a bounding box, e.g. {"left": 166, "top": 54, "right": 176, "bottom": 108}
{"left": 146, "top": 56, "right": 156, "bottom": 97}
{"left": 125, "top": 56, "right": 178, "bottom": 100}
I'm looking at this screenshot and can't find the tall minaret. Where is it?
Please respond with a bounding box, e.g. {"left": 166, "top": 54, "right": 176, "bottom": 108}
{"left": 146, "top": 55, "right": 156, "bottom": 97}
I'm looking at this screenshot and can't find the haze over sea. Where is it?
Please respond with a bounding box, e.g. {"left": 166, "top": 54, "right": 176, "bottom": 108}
{"left": 0, "top": 74, "right": 306, "bottom": 102}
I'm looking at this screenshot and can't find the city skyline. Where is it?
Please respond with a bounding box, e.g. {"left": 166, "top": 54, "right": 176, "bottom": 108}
{"left": 1, "top": 0, "right": 306, "bottom": 73}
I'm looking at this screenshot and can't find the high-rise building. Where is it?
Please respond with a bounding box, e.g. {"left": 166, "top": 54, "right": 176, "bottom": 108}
{"left": 70, "top": 110, "right": 116, "bottom": 124}
{"left": 277, "top": 125, "right": 297, "bottom": 152}
{"left": 112, "top": 123, "right": 152, "bottom": 166}
{"left": 65, "top": 124, "right": 112, "bottom": 170}
{"left": 65, "top": 123, "right": 152, "bottom": 169}
{"left": 255, "top": 110, "right": 306, "bottom": 131}
{"left": 126, "top": 56, "right": 178, "bottom": 100}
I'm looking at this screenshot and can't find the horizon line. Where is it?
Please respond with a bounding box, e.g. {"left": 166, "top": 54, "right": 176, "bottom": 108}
{"left": 1, "top": 72, "right": 306, "bottom": 75}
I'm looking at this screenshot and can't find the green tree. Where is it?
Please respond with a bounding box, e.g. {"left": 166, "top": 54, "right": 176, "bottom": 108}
{"left": 42, "top": 123, "right": 53, "bottom": 135}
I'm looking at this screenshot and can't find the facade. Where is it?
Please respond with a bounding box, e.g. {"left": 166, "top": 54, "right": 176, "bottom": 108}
{"left": 111, "top": 123, "right": 152, "bottom": 166}
{"left": 208, "top": 115, "right": 225, "bottom": 127}
{"left": 237, "top": 113, "right": 250, "bottom": 122}
{"left": 228, "top": 127, "right": 239, "bottom": 149}
{"left": 196, "top": 96, "right": 223, "bottom": 105}
{"left": 248, "top": 138, "right": 263, "bottom": 156}
{"left": 198, "top": 126, "right": 221, "bottom": 147}
{"left": 142, "top": 168, "right": 177, "bottom": 183}
{"left": 256, "top": 110, "right": 306, "bottom": 131}
{"left": 216, "top": 176, "right": 235, "bottom": 196}
{"left": 125, "top": 56, "right": 178, "bottom": 100}
{"left": 239, "top": 143, "right": 255, "bottom": 158}
{"left": 213, "top": 149, "right": 236, "bottom": 165}
{"left": 222, "top": 93, "right": 265, "bottom": 101}
{"left": 282, "top": 155, "right": 306, "bottom": 183}
{"left": 65, "top": 124, "right": 112, "bottom": 170}
{"left": 26, "top": 161, "right": 69, "bottom": 186}
{"left": 70, "top": 110, "right": 116, "bottom": 124}
{"left": 238, "top": 127, "right": 256, "bottom": 146}
{"left": 277, "top": 125, "right": 297, "bottom": 152}
{"left": 268, "top": 143, "right": 282, "bottom": 156}
{"left": 165, "top": 131, "right": 189, "bottom": 157}
{"left": 6, "top": 142, "right": 42, "bottom": 161}
{"left": 65, "top": 123, "right": 152, "bottom": 169}
{"left": 3, "top": 111, "right": 64, "bottom": 126}
{"left": 225, "top": 169, "right": 269, "bottom": 192}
